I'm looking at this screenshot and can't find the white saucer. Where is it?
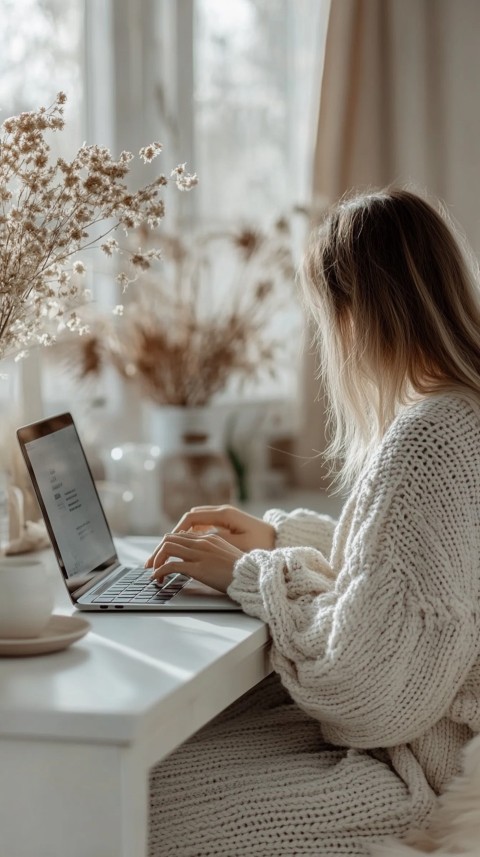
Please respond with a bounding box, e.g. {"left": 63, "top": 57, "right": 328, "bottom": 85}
{"left": 0, "top": 615, "right": 91, "bottom": 657}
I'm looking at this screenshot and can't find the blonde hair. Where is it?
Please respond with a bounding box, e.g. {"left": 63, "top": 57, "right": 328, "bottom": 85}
{"left": 302, "top": 187, "right": 480, "bottom": 490}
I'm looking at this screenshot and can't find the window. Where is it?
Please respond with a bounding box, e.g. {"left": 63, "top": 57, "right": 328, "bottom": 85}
{"left": 0, "top": 0, "right": 329, "bottom": 437}
{"left": 195, "top": 0, "right": 323, "bottom": 224}
{"left": 0, "top": 0, "right": 83, "bottom": 126}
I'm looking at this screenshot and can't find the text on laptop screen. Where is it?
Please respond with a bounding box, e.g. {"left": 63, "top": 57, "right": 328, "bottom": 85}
{"left": 25, "top": 424, "right": 115, "bottom": 577}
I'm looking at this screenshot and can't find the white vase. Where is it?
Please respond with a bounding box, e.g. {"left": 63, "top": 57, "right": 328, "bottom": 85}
{"left": 149, "top": 405, "right": 236, "bottom": 527}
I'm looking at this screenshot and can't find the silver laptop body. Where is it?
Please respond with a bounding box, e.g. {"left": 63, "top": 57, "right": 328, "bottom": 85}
{"left": 17, "top": 412, "right": 240, "bottom": 612}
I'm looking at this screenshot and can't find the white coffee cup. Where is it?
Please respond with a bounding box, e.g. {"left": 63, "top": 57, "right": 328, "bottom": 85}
{"left": 0, "top": 557, "right": 54, "bottom": 639}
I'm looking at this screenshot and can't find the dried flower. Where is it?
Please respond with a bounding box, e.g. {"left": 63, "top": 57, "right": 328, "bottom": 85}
{"left": 62, "top": 212, "right": 305, "bottom": 406}
{"left": 0, "top": 93, "right": 195, "bottom": 359}
{"left": 171, "top": 163, "right": 199, "bottom": 192}
{"left": 139, "top": 142, "right": 163, "bottom": 163}
{"left": 232, "top": 226, "right": 264, "bottom": 260}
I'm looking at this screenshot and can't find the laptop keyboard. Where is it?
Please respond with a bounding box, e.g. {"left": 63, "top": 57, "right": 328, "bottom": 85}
{"left": 92, "top": 568, "right": 190, "bottom": 605}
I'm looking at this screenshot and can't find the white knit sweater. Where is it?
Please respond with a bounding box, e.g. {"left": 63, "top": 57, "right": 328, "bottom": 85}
{"left": 149, "top": 392, "right": 480, "bottom": 856}
{"left": 229, "top": 392, "right": 480, "bottom": 799}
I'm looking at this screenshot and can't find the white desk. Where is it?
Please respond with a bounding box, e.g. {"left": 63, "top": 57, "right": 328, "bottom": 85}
{"left": 0, "top": 539, "right": 271, "bottom": 857}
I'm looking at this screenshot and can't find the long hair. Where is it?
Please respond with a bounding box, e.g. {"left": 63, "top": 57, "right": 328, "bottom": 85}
{"left": 302, "top": 187, "right": 480, "bottom": 490}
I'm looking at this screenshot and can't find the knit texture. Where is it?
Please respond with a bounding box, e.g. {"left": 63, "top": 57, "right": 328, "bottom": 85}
{"left": 149, "top": 392, "right": 480, "bottom": 856}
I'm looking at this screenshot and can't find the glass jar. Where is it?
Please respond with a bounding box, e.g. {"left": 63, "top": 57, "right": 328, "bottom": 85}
{"left": 150, "top": 406, "right": 236, "bottom": 527}
{"left": 102, "top": 443, "right": 166, "bottom": 535}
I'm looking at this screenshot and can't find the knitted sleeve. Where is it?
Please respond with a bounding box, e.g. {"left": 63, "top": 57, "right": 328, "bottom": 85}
{"left": 228, "top": 399, "right": 480, "bottom": 749}
{"left": 263, "top": 507, "right": 338, "bottom": 557}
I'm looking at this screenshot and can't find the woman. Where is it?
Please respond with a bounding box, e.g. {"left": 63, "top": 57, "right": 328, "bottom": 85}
{"left": 146, "top": 188, "right": 480, "bottom": 856}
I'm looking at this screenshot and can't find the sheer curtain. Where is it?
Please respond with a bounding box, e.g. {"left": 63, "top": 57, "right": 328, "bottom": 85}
{"left": 295, "top": 0, "right": 480, "bottom": 490}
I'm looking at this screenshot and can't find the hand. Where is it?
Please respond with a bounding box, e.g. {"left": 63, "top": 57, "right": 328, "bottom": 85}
{"left": 147, "top": 531, "right": 244, "bottom": 593}
{"left": 155, "top": 504, "right": 276, "bottom": 554}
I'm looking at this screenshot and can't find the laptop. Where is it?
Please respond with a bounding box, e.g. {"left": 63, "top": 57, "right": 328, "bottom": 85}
{"left": 17, "top": 412, "right": 240, "bottom": 611}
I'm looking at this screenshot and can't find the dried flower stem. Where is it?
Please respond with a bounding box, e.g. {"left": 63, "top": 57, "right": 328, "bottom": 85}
{"left": 0, "top": 92, "right": 197, "bottom": 357}
{"left": 60, "top": 213, "right": 304, "bottom": 406}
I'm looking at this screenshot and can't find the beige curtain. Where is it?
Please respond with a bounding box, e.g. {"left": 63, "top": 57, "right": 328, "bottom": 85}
{"left": 295, "top": 0, "right": 480, "bottom": 489}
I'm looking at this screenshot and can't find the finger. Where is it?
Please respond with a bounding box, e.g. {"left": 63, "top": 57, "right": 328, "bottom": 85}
{"left": 144, "top": 535, "right": 169, "bottom": 568}
{"left": 172, "top": 506, "right": 238, "bottom": 535}
{"left": 151, "top": 531, "right": 231, "bottom": 572}
{"left": 145, "top": 528, "right": 198, "bottom": 567}
{"left": 147, "top": 531, "right": 227, "bottom": 582}
{"left": 157, "top": 534, "right": 242, "bottom": 592}
{"left": 172, "top": 531, "right": 230, "bottom": 548}
{"left": 149, "top": 532, "right": 225, "bottom": 581}
{"left": 144, "top": 548, "right": 159, "bottom": 568}
{"left": 179, "top": 526, "right": 250, "bottom": 552}
{"left": 150, "top": 536, "right": 199, "bottom": 571}
{"left": 182, "top": 505, "right": 225, "bottom": 512}
{"left": 151, "top": 561, "right": 187, "bottom": 582}
{"left": 144, "top": 519, "right": 246, "bottom": 568}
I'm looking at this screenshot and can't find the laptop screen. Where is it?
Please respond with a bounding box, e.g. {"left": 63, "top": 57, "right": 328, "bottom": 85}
{"left": 18, "top": 415, "right": 117, "bottom": 581}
